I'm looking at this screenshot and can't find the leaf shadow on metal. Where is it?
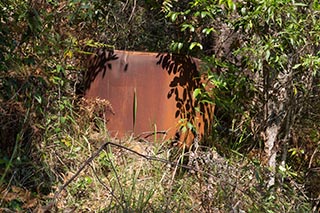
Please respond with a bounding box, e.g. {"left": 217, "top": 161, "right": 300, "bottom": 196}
{"left": 156, "top": 52, "right": 213, "bottom": 144}
{"left": 83, "top": 48, "right": 119, "bottom": 91}
{"left": 84, "top": 49, "right": 213, "bottom": 146}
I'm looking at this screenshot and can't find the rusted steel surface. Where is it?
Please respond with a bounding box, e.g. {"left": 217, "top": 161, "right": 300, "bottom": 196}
{"left": 84, "top": 49, "right": 214, "bottom": 146}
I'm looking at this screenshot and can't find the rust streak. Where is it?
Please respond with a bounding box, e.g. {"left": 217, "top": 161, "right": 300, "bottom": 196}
{"left": 84, "top": 50, "right": 214, "bottom": 147}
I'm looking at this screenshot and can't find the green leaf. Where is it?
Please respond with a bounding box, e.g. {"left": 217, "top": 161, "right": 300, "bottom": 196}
{"left": 201, "top": 11, "right": 208, "bottom": 18}
{"left": 181, "top": 126, "right": 187, "bottom": 133}
{"left": 133, "top": 87, "right": 137, "bottom": 130}
{"left": 293, "top": 85, "right": 298, "bottom": 96}
{"left": 227, "top": 0, "right": 235, "bottom": 10}
{"left": 60, "top": 116, "right": 66, "bottom": 124}
{"left": 189, "top": 42, "right": 203, "bottom": 50}
{"left": 279, "top": 165, "right": 286, "bottom": 172}
{"left": 181, "top": 24, "right": 195, "bottom": 32}
{"left": 265, "top": 50, "right": 270, "bottom": 61}
{"left": 292, "top": 63, "right": 301, "bottom": 69}
{"left": 193, "top": 88, "right": 201, "bottom": 98}
{"left": 202, "top": 27, "right": 214, "bottom": 35}
{"left": 54, "top": 127, "right": 61, "bottom": 133}
{"left": 169, "top": 12, "right": 178, "bottom": 22}
{"left": 177, "top": 42, "right": 183, "bottom": 50}
{"left": 57, "top": 64, "right": 62, "bottom": 72}
{"left": 34, "top": 94, "right": 42, "bottom": 104}
{"left": 293, "top": 3, "right": 307, "bottom": 7}
{"left": 313, "top": 0, "right": 320, "bottom": 10}
{"left": 187, "top": 122, "right": 194, "bottom": 130}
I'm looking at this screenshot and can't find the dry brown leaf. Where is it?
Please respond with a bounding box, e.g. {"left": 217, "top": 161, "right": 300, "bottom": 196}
{"left": 22, "top": 198, "right": 38, "bottom": 209}
{"left": 1, "top": 192, "right": 16, "bottom": 202}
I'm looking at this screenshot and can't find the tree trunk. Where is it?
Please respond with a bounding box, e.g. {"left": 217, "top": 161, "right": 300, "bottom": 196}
{"left": 265, "top": 123, "right": 280, "bottom": 187}
{"left": 264, "top": 64, "right": 292, "bottom": 187}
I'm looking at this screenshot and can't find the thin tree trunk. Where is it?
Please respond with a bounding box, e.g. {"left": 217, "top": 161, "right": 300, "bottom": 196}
{"left": 264, "top": 65, "right": 292, "bottom": 187}
{"left": 265, "top": 123, "right": 280, "bottom": 187}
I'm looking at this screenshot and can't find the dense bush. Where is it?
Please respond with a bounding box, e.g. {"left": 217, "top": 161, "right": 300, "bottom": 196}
{"left": 0, "top": 0, "right": 319, "bottom": 211}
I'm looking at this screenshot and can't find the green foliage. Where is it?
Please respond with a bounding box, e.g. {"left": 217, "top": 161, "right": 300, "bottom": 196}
{"left": 0, "top": 0, "right": 102, "bottom": 198}
{"left": 163, "top": 0, "right": 223, "bottom": 54}
{"left": 165, "top": 0, "right": 320, "bottom": 143}
{"left": 164, "top": 0, "right": 319, "bottom": 209}
{"left": 0, "top": 1, "right": 176, "bottom": 210}
{"left": 1, "top": 0, "right": 319, "bottom": 211}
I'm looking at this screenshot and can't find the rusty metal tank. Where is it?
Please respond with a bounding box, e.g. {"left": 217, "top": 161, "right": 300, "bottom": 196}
{"left": 84, "top": 49, "right": 213, "bottom": 146}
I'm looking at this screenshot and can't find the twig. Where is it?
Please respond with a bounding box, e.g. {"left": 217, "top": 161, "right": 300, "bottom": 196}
{"left": 88, "top": 164, "right": 123, "bottom": 210}
{"left": 105, "top": 143, "right": 125, "bottom": 204}
{"left": 308, "top": 141, "right": 320, "bottom": 169}
{"left": 128, "top": 0, "right": 136, "bottom": 23}
{"left": 41, "top": 142, "right": 109, "bottom": 211}
{"left": 134, "top": 130, "right": 167, "bottom": 140}
{"left": 42, "top": 140, "right": 249, "bottom": 211}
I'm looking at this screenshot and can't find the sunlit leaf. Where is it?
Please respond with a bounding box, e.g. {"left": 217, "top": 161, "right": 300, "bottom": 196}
{"left": 189, "top": 42, "right": 203, "bottom": 50}
{"left": 193, "top": 88, "right": 201, "bottom": 98}
{"left": 292, "top": 63, "right": 301, "bottom": 69}
{"left": 181, "top": 24, "right": 195, "bottom": 32}
{"left": 293, "top": 85, "right": 298, "bottom": 96}
{"left": 265, "top": 50, "right": 270, "bottom": 61}
{"left": 64, "top": 50, "right": 73, "bottom": 58}
{"left": 187, "top": 122, "right": 194, "bottom": 130}
{"left": 34, "top": 94, "right": 42, "bottom": 104}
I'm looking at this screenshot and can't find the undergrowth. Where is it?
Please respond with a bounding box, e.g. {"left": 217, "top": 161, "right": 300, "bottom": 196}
{"left": 0, "top": 98, "right": 314, "bottom": 212}
{"left": 1, "top": 0, "right": 319, "bottom": 212}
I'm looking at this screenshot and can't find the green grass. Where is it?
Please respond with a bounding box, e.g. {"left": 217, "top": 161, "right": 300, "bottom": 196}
{"left": 0, "top": 99, "right": 314, "bottom": 212}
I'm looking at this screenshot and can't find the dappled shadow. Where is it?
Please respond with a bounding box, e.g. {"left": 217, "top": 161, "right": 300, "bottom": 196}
{"left": 83, "top": 49, "right": 213, "bottom": 146}
{"left": 156, "top": 53, "right": 213, "bottom": 142}
{"left": 83, "top": 48, "right": 119, "bottom": 92}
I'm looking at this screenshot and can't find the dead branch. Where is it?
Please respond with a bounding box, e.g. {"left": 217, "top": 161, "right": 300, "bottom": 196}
{"left": 41, "top": 140, "right": 250, "bottom": 212}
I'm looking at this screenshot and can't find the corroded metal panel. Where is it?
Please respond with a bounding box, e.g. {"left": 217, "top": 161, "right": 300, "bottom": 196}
{"left": 84, "top": 49, "right": 213, "bottom": 146}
